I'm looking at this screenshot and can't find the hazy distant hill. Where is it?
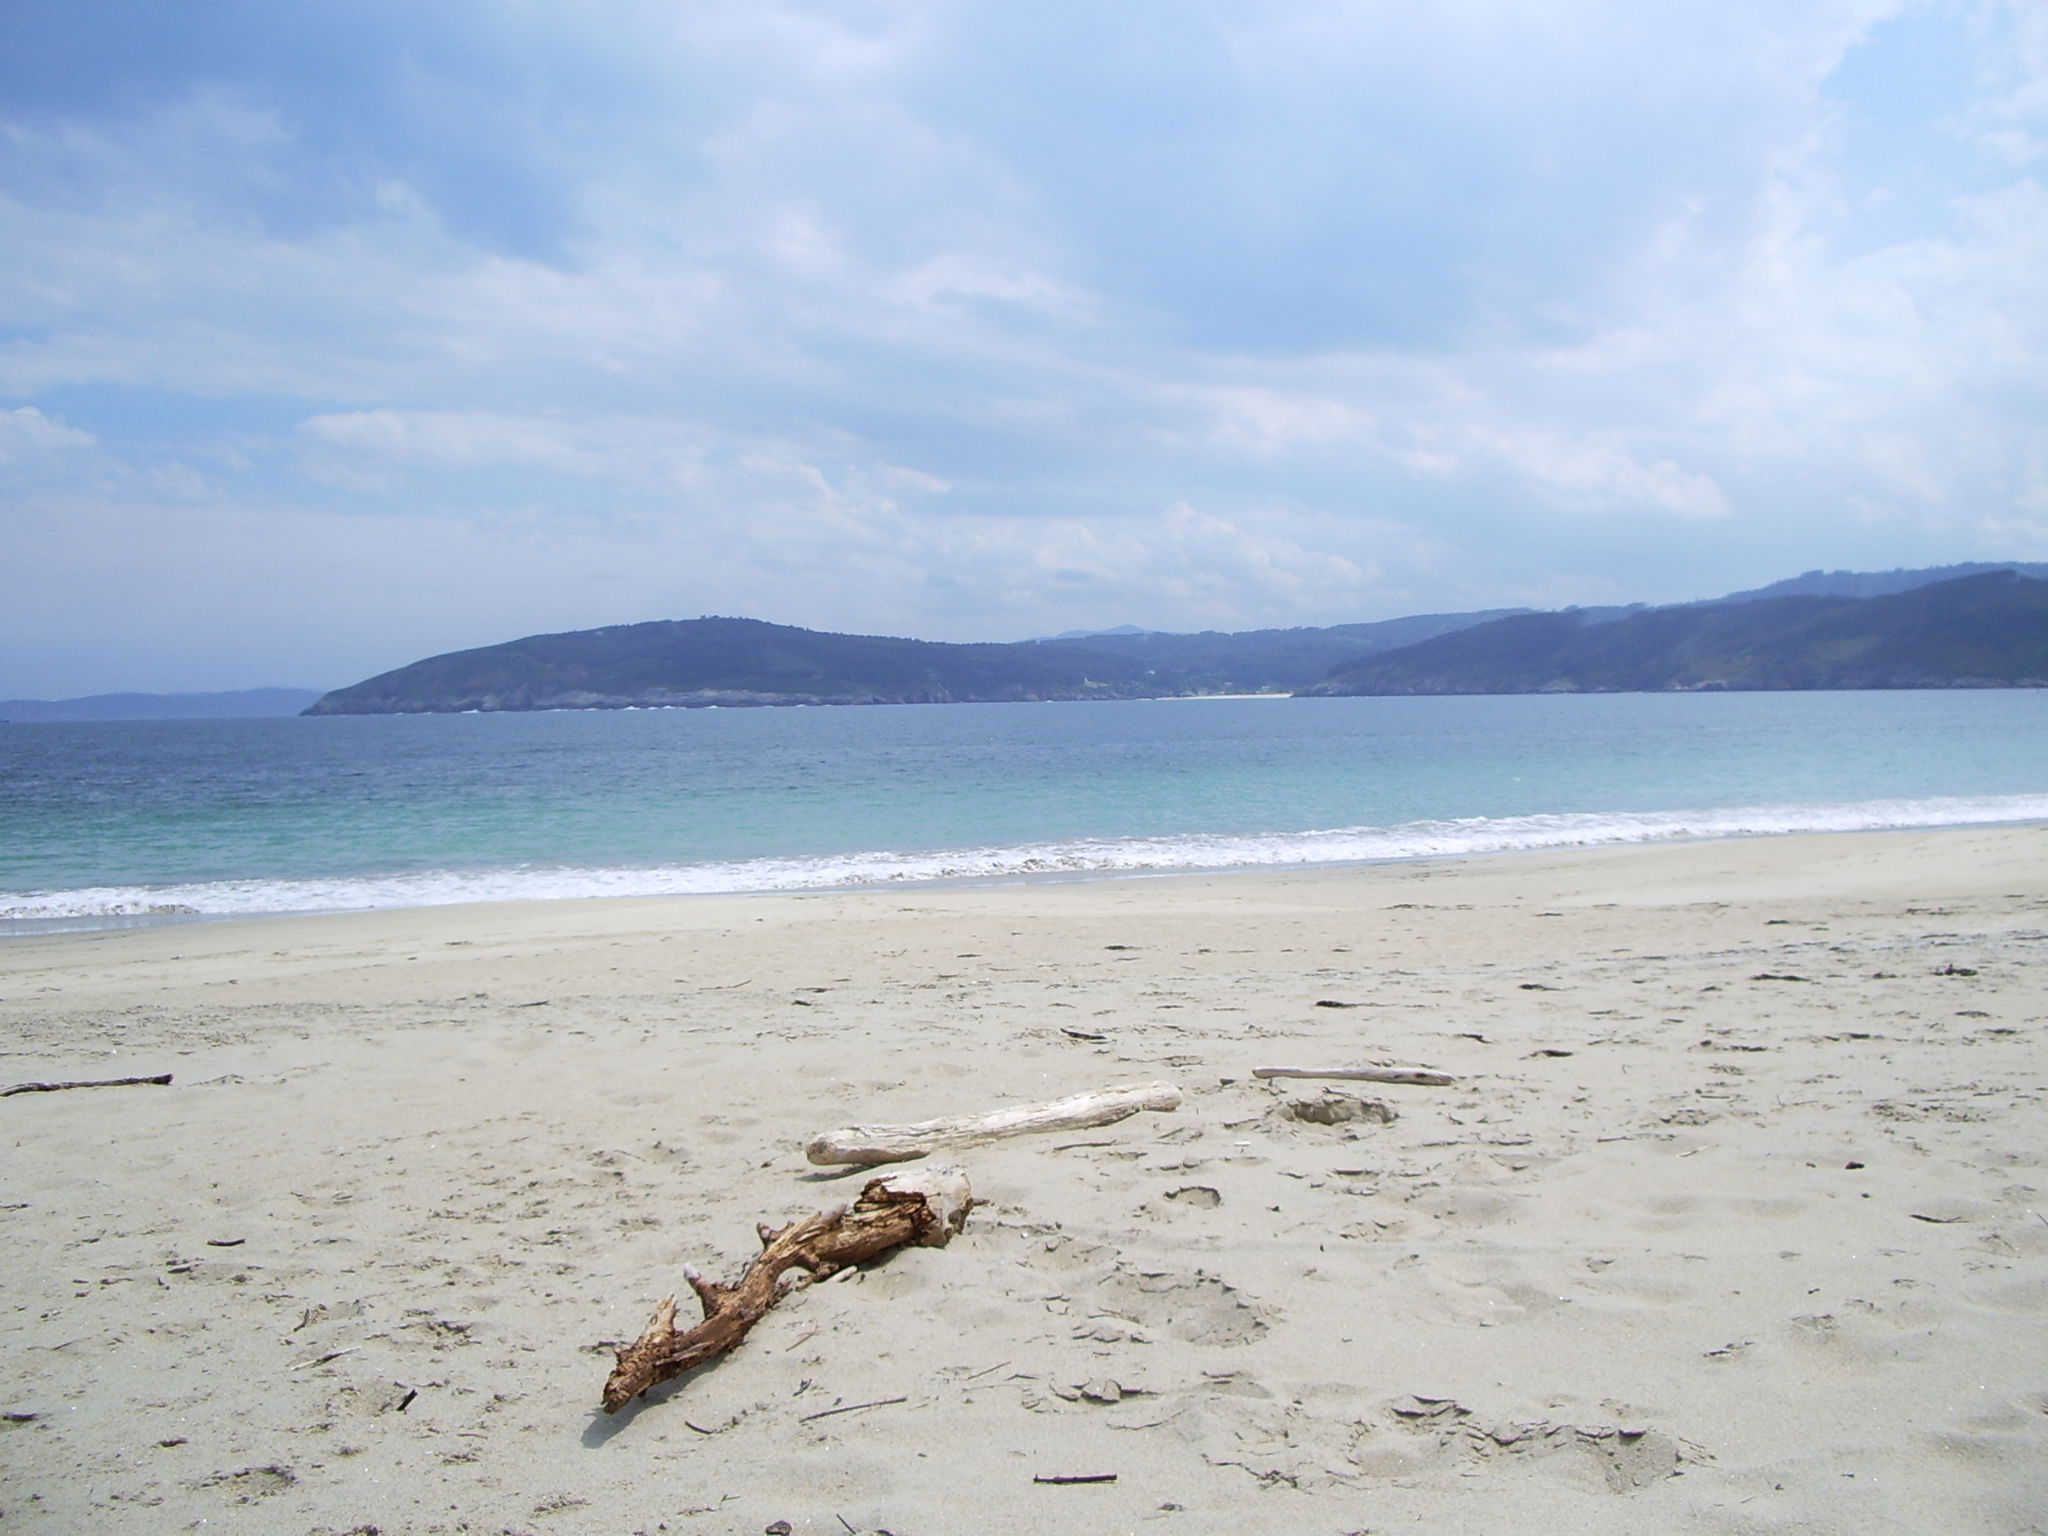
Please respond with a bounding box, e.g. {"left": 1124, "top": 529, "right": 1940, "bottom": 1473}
{"left": 1303, "top": 573, "right": 2048, "bottom": 696}
{"left": 0, "top": 688, "right": 324, "bottom": 723}
{"left": 1033, "top": 610, "right": 1530, "bottom": 694}
{"left": 1703, "top": 562, "right": 2048, "bottom": 605}
{"left": 301, "top": 563, "right": 2048, "bottom": 715}
{"left": 305, "top": 608, "right": 1541, "bottom": 714}
{"left": 304, "top": 617, "right": 1161, "bottom": 714}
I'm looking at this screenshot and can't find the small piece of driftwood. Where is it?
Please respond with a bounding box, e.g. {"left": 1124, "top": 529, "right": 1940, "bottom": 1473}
{"left": 797, "top": 1394, "right": 907, "bottom": 1423}
{"left": 1, "top": 1073, "right": 173, "bottom": 1098}
{"left": 806, "top": 1081, "right": 1182, "bottom": 1167}
{"left": 1254, "top": 1066, "right": 1457, "bottom": 1087}
{"left": 601, "top": 1165, "right": 971, "bottom": 1415}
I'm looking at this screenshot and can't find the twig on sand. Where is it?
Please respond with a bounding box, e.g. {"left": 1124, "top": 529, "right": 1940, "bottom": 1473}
{"left": 287, "top": 1346, "right": 360, "bottom": 1371}
{"left": 1253, "top": 1066, "right": 1457, "bottom": 1088}
{"left": 799, "top": 1395, "right": 908, "bottom": 1423}
{"left": 2, "top": 1073, "right": 173, "bottom": 1097}
{"left": 1034, "top": 1473, "right": 1118, "bottom": 1485}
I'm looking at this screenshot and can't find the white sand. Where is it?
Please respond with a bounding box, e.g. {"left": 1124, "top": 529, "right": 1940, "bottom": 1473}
{"left": 3, "top": 825, "right": 2045, "bottom": 1534}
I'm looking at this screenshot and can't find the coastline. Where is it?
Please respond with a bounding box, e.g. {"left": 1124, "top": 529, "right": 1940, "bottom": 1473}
{"left": 9, "top": 789, "right": 2048, "bottom": 929}
{"left": 4, "top": 824, "right": 2045, "bottom": 1532}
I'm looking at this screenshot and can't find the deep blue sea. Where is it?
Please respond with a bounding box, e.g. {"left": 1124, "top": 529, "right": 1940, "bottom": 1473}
{"left": 3, "top": 691, "right": 2046, "bottom": 929}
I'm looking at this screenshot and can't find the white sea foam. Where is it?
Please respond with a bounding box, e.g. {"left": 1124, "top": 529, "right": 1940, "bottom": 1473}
{"left": 5, "top": 793, "right": 2045, "bottom": 924}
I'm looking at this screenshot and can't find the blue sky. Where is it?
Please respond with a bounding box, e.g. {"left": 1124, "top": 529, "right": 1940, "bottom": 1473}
{"left": 2, "top": 0, "right": 2044, "bottom": 694}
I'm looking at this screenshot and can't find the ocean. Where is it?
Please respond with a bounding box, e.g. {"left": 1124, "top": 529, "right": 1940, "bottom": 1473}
{"left": 3, "top": 690, "right": 2045, "bottom": 930}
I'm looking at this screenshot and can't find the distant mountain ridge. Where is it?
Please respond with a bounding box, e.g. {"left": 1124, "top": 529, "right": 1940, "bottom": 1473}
{"left": 1303, "top": 572, "right": 2048, "bottom": 696}
{"left": 1702, "top": 562, "right": 2048, "bottom": 605}
{"left": 306, "top": 617, "right": 1164, "bottom": 714}
{"left": 301, "top": 563, "right": 2048, "bottom": 714}
{"left": 1029, "top": 609, "right": 1533, "bottom": 694}
{"left": 0, "top": 688, "right": 325, "bottom": 723}
{"left": 303, "top": 608, "right": 1543, "bottom": 714}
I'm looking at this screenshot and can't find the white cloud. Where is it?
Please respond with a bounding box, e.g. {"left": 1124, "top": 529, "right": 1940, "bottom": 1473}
{"left": 0, "top": 405, "right": 93, "bottom": 462}
{"left": 3, "top": 0, "right": 2046, "bottom": 691}
{"left": 299, "top": 410, "right": 613, "bottom": 476}
{"left": 1468, "top": 431, "right": 1733, "bottom": 519}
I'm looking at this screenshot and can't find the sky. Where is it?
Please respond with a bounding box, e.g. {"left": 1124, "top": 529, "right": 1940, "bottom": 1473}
{"left": 2, "top": 0, "right": 2045, "bottom": 696}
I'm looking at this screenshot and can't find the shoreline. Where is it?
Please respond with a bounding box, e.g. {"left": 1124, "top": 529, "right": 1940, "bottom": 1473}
{"left": 8, "top": 803, "right": 2047, "bottom": 936}
{"left": 4, "top": 822, "right": 2044, "bottom": 1533}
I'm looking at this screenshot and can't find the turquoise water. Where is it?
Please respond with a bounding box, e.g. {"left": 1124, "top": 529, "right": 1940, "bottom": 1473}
{"left": 2, "top": 691, "right": 2046, "bottom": 923}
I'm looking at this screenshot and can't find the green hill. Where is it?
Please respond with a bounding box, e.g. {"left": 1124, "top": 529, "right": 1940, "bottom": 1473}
{"left": 1303, "top": 573, "right": 2048, "bottom": 696}
{"left": 302, "top": 566, "right": 2048, "bottom": 715}
{"left": 304, "top": 617, "right": 1162, "bottom": 714}
{"left": 1030, "top": 610, "right": 1529, "bottom": 693}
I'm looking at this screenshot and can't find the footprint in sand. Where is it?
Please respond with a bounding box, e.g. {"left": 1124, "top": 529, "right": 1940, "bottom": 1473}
{"left": 1962, "top": 1274, "right": 2048, "bottom": 1314}
{"left": 1090, "top": 1263, "right": 1268, "bottom": 1346}
{"left": 1351, "top": 1396, "right": 1689, "bottom": 1494}
{"left": 1023, "top": 1235, "right": 1268, "bottom": 1345}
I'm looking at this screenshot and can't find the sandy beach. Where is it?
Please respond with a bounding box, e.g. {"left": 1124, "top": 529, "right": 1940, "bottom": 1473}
{"left": 3, "top": 824, "right": 2045, "bottom": 1534}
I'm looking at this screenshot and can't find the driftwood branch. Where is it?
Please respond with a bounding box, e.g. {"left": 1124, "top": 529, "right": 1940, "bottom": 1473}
{"left": 1, "top": 1073, "right": 173, "bottom": 1098}
{"left": 1254, "top": 1066, "right": 1457, "bottom": 1087}
{"left": 805, "top": 1081, "right": 1182, "bottom": 1167}
{"left": 601, "top": 1165, "right": 971, "bottom": 1415}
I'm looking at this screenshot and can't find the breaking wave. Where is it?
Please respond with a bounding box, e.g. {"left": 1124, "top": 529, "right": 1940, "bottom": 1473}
{"left": 5, "top": 793, "right": 2045, "bottom": 925}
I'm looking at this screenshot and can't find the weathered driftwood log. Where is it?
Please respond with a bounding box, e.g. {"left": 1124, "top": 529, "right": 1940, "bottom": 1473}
{"left": 805, "top": 1081, "right": 1181, "bottom": 1167}
{"left": 601, "top": 1165, "right": 971, "bottom": 1415}
{"left": 1, "top": 1073, "right": 173, "bottom": 1098}
{"left": 1254, "top": 1066, "right": 1457, "bottom": 1087}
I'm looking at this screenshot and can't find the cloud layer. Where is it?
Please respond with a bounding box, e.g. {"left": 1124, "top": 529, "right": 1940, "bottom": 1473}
{"left": 2, "top": 0, "right": 2043, "bottom": 693}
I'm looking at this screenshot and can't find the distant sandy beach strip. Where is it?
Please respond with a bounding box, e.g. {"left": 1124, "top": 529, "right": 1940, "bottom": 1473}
{"left": 4, "top": 825, "right": 2046, "bottom": 1534}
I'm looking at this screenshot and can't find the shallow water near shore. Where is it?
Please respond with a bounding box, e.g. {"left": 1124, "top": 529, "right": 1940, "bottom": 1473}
{"left": 3, "top": 689, "right": 2046, "bottom": 922}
